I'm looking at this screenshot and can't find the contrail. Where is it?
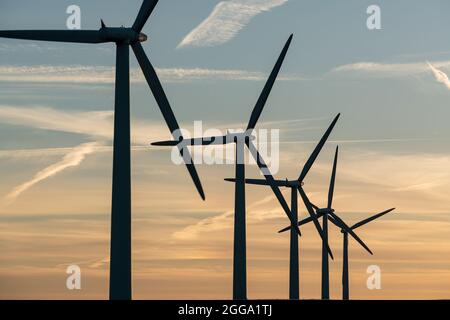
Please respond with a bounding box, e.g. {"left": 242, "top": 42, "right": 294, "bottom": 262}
{"left": 178, "top": 0, "right": 288, "bottom": 48}
{"left": 427, "top": 61, "right": 450, "bottom": 90}
{"left": 331, "top": 60, "right": 450, "bottom": 78}
{"left": 4, "top": 142, "right": 101, "bottom": 205}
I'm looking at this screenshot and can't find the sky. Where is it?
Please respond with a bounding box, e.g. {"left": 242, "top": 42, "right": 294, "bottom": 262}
{"left": 1, "top": 0, "right": 450, "bottom": 300}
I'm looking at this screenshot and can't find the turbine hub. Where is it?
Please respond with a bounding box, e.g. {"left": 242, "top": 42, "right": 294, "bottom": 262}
{"left": 138, "top": 33, "right": 148, "bottom": 42}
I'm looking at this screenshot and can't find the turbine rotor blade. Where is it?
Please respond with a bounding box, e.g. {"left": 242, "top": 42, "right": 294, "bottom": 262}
{"left": 329, "top": 211, "right": 373, "bottom": 255}
{"left": 246, "top": 140, "right": 301, "bottom": 236}
{"left": 246, "top": 34, "right": 293, "bottom": 131}
{"left": 151, "top": 140, "right": 179, "bottom": 146}
{"left": 298, "top": 113, "right": 340, "bottom": 182}
{"left": 0, "top": 30, "right": 105, "bottom": 43}
{"left": 225, "top": 178, "right": 271, "bottom": 186}
{"left": 151, "top": 136, "right": 227, "bottom": 147}
{"left": 133, "top": 0, "right": 159, "bottom": 32}
{"left": 327, "top": 214, "right": 341, "bottom": 229}
{"left": 297, "top": 186, "right": 334, "bottom": 259}
{"left": 225, "top": 178, "right": 288, "bottom": 187}
{"left": 132, "top": 42, "right": 205, "bottom": 200}
{"left": 328, "top": 146, "right": 339, "bottom": 209}
{"left": 351, "top": 208, "right": 396, "bottom": 230}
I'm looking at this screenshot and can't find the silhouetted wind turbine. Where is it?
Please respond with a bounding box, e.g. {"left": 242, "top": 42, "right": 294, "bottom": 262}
{"left": 225, "top": 114, "right": 340, "bottom": 300}
{"left": 284, "top": 205, "right": 395, "bottom": 300}
{"left": 0, "top": 0, "right": 205, "bottom": 300}
{"left": 279, "top": 146, "right": 373, "bottom": 300}
{"left": 152, "top": 35, "right": 308, "bottom": 300}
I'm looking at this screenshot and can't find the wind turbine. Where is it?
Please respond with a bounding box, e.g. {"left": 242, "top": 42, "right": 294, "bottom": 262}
{"left": 0, "top": 0, "right": 205, "bottom": 300}
{"left": 279, "top": 146, "right": 374, "bottom": 300}
{"left": 152, "top": 34, "right": 314, "bottom": 300}
{"left": 283, "top": 205, "right": 395, "bottom": 300}
{"left": 225, "top": 113, "right": 340, "bottom": 300}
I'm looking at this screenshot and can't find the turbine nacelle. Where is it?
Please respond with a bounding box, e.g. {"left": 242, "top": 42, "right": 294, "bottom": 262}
{"left": 316, "top": 208, "right": 335, "bottom": 215}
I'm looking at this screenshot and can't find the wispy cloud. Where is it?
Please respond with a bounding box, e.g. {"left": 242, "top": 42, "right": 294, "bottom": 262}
{"left": 427, "top": 61, "right": 450, "bottom": 90}
{"left": 0, "top": 104, "right": 168, "bottom": 146}
{"left": 0, "top": 146, "right": 106, "bottom": 159}
{"left": 0, "top": 65, "right": 302, "bottom": 84}
{"left": 281, "top": 138, "right": 431, "bottom": 145}
{"left": 172, "top": 192, "right": 284, "bottom": 240}
{"left": 57, "top": 256, "right": 110, "bottom": 269}
{"left": 0, "top": 43, "right": 113, "bottom": 54}
{"left": 4, "top": 142, "right": 101, "bottom": 205}
{"left": 0, "top": 146, "right": 151, "bottom": 160}
{"left": 178, "top": 0, "right": 288, "bottom": 48}
{"left": 0, "top": 43, "right": 61, "bottom": 53}
{"left": 332, "top": 59, "right": 450, "bottom": 88}
{"left": 0, "top": 104, "right": 171, "bottom": 204}
{"left": 172, "top": 150, "right": 450, "bottom": 240}
{"left": 0, "top": 105, "right": 113, "bottom": 138}
{"left": 0, "top": 104, "right": 318, "bottom": 153}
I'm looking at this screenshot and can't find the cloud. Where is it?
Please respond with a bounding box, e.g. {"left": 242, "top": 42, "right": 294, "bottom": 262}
{"left": 0, "top": 105, "right": 170, "bottom": 204}
{"left": 0, "top": 146, "right": 150, "bottom": 160}
{"left": 308, "top": 151, "right": 450, "bottom": 213}
{"left": 280, "top": 138, "right": 431, "bottom": 146}
{"left": 0, "top": 65, "right": 302, "bottom": 84}
{"left": 0, "top": 43, "right": 61, "bottom": 53}
{"left": 4, "top": 142, "right": 101, "bottom": 205}
{"left": 0, "top": 104, "right": 168, "bottom": 146}
{"left": 0, "top": 146, "right": 107, "bottom": 159}
{"left": 0, "top": 105, "right": 113, "bottom": 138}
{"left": 88, "top": 257, "right": 110, "bottom": 269}
{"left": 331, "top": 59, "right": 450, "bottom": 89}
{"left": 427, "top": 61, "right": 450, "bottom": 90}
{"left": 331, "top": 60, "right": 450, "bottom": 78}
{"left": 0, "top": 105, "right": 318, "bottom": 154}
{"left": 55, "top": 256, "right": 110, "bottom": 269}
{"left": 172, "top": 192, "right": 286, "bottom": 240}
{"left": 178, "top": 0, "right": 288, "bottom": 48}
{"left": 172, "top": 150, "right": 450, "bottom": 241}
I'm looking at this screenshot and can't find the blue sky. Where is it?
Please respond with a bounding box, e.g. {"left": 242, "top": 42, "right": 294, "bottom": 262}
{"left": 1, "top": 0, "right": 450, "bottom": 146}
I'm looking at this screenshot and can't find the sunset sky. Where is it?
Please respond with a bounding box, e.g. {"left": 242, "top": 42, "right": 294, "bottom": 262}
{"left": 1, "top": 0, "right": 450, "bottom": 299}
